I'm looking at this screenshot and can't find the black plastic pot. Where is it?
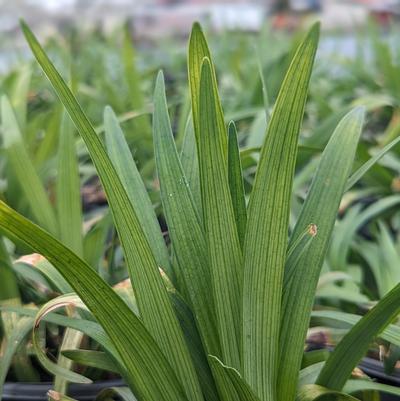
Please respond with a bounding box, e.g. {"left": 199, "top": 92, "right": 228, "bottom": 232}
{"left": 2, "top": 379, "right": 124, "bottom": 401}
{"left": 359, "top": 357, "right": 400, "bottom": 401}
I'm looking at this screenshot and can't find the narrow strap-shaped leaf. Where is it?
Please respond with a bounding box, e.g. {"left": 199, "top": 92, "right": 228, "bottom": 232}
{"left": 278, "top": 108, "right": 365, "bottom": 401}
{"left": 4, "top": 301, "right": 122, "bottom": 364}
{"left": 57, "top": 111, "right": 83, "bottom": 256}
{"left": 311, "top": 310, "right": 400, "bottom": 346}
{"left": 0, "top": 236, "right": 20, "bottom": 302}
{"left": 33, "top": 318, "right": 92, "bottom": 384}
{"left": 21, "top": 21, "right": 203, "bottom": 401}
{"left": 188, "top": 22, "right": 226, "bottom": 167}
{"left": 283, "top": 224, "right": 317, "bottom": 289}
{"left": 344, "top": 379, "right": 400, "bottom": 397}
{"left": 9, "top": 64, "right": 31, "bottom": 129}
{"left": 83, "top": 212, "right": 111, "bottom": 269}
{"left": 153, "top": 71, "right": 220, "bottom": 357}
{"left": 16, "top": 254, "right": 72, "bottom": 293}
{"left": 316, "top": 281, "right": 400, "bottom": 390}
{"left": 346, "top": 131, "right": 400, "bottom": 190}
{"left": 0, "top": 201, "right": 187, "bottom": 401}
{"left": 122, "top": 25, "right": 152, "bottom": 142}
{"left": 170, "top": 292, "right": 220, "bottom": 401}
{"left": 104, "top": 106, "right": 171, "bottom": 278}
{"left": 297, "top": 385, "right": 359, "bottom": 401}
{"left": 209, "top": 356, "right": 261, "bottom": 401}
{"left": 329, "top": 195, "right": 400, "bottom": 271}
{"left": 298, "top": 362, "right": 325, "bottom": 387}
{"left": 1, "top": 95, "right": 58, "bottom": 235}
{"left": 242, "top": 23, "right": 319, "bottom": 401}
{"left": 62, "top": 350, "right": 119, "bottom": 373}
{"left": 228, "top": 121, "right": 247, "bottom": 249}
{"left": 199, "top": 58, "right": 243, "bottom": 369}
{"left": 180, "top": 115, "right": 201, "bottom": 215}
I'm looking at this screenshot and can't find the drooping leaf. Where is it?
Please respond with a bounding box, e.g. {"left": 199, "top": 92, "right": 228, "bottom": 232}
{"left": 242, "top": 23, "right": 319, "bottom": 401}
{"left": 33, "top": 317, "right": 92, "bottom": 384}
{"left": 0, "top": 201, "right": 188, "bottom": 401}
{"left": 21, "top": 21, "right": 203, "bottom": 401}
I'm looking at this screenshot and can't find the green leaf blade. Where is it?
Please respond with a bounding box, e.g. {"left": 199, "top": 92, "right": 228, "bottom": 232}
{"left": 103, "top": 106, "right": 171, "bottom": 278}
{"left": 57, "top": 111, "right": 83, "bottom": 256}
{"left": 228, "top": 121, "right": 247, "bottom": 249}
{"left": 1, "top": 95, "right": 58, "bottom": 235}
{"left": 198, "top": 58, "right": 243, "bottom": 370}
{"left": 316, "top": 281, "right": 400, "bottom": 390}
{"left": 21, "top": 21, "right": 203, "bottom": 401}
{"left": 0, "top": 201, "right": 186, "bottom": 401}
{"left": 278, "top": 107, "right": 365, "bottom": 401}
{"left": 242, "top": 23, "right": 319, "bottom": 401}
{"left": 153, "top": 71, "right": 220, "bottom": 357}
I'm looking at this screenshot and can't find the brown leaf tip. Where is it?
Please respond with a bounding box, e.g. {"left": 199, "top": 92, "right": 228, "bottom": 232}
{"left": 47, "top": 390, "right": 60, "bottom": 400}
{"left": 16, "top": 253, "right": 46, "bottom": 266}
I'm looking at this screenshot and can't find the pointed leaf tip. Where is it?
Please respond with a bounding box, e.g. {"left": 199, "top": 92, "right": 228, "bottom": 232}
{"left": 201, "top": 56, "right": 212, "bottom": 70}
{"left": 191, "top": 22, "right": 203, "bottom": 34}
{"left": 155, "top": 70, "right": 165, "bottom": 92}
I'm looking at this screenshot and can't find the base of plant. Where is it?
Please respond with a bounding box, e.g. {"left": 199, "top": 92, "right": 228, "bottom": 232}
{"left": 2, "top": 379, "right": 124, "bottom": 401}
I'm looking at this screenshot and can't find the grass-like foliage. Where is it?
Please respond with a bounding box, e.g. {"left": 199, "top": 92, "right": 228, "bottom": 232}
{"left": 2, "top": 20, "right": 400, "bottom": 401}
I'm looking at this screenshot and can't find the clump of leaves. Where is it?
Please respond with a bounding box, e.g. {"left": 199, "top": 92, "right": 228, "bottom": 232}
{"left": 2, "top": 20, "right": 400, "bottom": 401}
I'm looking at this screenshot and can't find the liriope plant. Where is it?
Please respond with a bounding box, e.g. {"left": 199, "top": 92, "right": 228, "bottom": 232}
{"left": 2, "top": 20, "right": 400, "bottom": 401}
